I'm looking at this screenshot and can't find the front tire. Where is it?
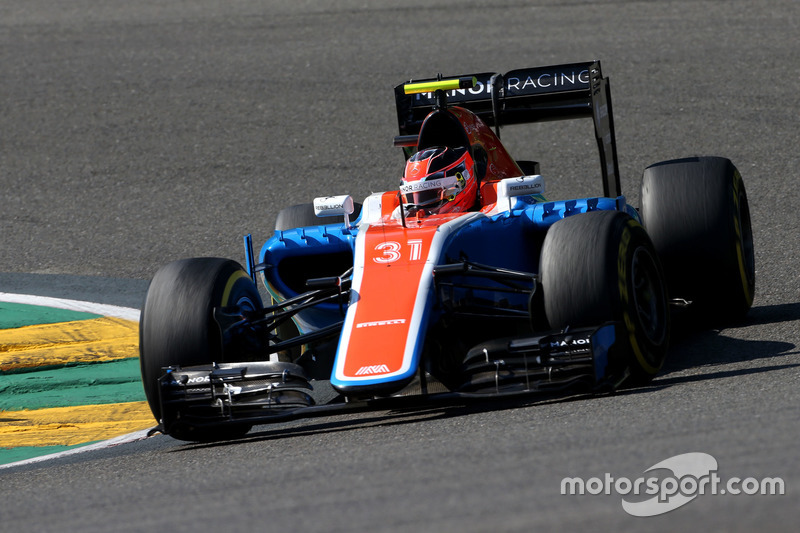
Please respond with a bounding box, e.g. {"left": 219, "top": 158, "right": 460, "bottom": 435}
{"left": 541, "top": 211, "right": 670, "bottom": 385}
{"left": 139, "top": 258, "right": 262, "bottom": 438}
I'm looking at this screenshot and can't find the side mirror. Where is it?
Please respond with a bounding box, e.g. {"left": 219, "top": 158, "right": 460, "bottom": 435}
{"left": 496, "top": 175, "right": 546, "bottom": 212}
{"left": 313, "top": 195, "right": 355, "bottom": 227}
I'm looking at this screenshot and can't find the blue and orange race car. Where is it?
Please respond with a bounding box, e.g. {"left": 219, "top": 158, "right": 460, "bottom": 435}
{"left": 139, "top": 61, "right": 755, "bottom": 441}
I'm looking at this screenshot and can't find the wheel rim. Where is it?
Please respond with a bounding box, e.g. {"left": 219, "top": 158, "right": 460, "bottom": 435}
{"left": 630, "top": 246, "right": 668, "bottom": 345}
{"left": 235, "top": 294, "right": 259, "bottom": 312}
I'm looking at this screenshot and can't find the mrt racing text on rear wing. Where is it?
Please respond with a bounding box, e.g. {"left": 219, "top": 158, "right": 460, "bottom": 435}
{"left": 394, "top": 60, "right": 621, "bottom": 197}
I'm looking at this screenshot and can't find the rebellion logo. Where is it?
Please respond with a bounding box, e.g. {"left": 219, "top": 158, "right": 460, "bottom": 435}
{"left": 355, "top": 364, "right": 391, "bottom": 376}
{"left": 316, "top": 203, "right": 345, "bottom": 211}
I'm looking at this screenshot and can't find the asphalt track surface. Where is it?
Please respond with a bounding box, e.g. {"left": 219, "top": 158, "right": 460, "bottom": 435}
{"left": 1, "top": 0, "right": 798, "bottom": 531}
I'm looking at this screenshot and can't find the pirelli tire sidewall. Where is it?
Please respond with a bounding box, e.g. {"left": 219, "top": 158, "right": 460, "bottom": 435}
{"left": 613, "top": 217, "right": 670, "bottom": 382}
{"left": 139, "top": 257, "right": 263, "bottom": 421}
{"left": 541, "top": 211, "right": 670, "bottom": 384}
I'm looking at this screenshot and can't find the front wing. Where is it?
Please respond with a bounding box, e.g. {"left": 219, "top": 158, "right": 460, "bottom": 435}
{"left": 154, "top": 323, "right": 625, "bottom": 435}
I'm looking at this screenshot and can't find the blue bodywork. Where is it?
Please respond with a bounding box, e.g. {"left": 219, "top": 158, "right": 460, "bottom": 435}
{"left": 257, "top": 194, "right": 638, "bottom": 336}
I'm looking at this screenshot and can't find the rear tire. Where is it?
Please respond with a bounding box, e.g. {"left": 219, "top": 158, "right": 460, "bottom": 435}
{"left": 640, "top": 157, "right": 755, "bottom": 321}
{"left": 541, "top": 211, "right": 670, "bottom": 385}
{"left": 139, "top": 258, "right": 262, "bottom": 438}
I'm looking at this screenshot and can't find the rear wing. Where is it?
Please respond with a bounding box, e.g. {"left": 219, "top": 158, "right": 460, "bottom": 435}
{"left": 394, "top": 60, "right": 621, "bottom": 197}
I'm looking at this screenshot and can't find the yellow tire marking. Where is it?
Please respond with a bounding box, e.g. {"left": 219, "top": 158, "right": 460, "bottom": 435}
{"left": 221, "top": 270, "right": 248, "bottom": 305}
{"left": 0, "top": 401, "right": 154, "bottom": 448}
{"left": 0, "top": 317, "right": 138, "bottom": 372}
{"left": 619, "top": 220, "right": 659, "bottom": 375}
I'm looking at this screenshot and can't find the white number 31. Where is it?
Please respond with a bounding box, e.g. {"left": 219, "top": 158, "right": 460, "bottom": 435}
{"left": 373, "top": 239, "right": 423, "bottom": 263}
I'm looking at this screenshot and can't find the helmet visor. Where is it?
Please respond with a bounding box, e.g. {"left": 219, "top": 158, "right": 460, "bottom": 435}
{"left": 400, "top": 173, "right": 459, "bottom": 208}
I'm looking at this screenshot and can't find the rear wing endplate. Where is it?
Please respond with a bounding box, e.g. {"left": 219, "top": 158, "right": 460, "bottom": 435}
{"left": 394, "top": 61, "right": 621, "bottom": 197}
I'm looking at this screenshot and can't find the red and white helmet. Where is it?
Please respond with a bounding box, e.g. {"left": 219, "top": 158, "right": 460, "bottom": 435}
{"left": 400, "top": 146, "right": 478, "bottom": 214}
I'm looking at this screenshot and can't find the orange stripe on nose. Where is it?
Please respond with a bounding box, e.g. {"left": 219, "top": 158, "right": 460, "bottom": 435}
{"left": 341, "top": 224, "right": 438, "bottom": 378}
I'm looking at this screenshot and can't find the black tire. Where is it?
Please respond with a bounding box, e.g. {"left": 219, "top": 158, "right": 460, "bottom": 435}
{"left": 640, "top": 157, "right": 755, "bottom": 321}
{"left": 139, "top": 257, "right": 263, "bottom": 433}
{"left": 275, "top": 202, "right": 363, "bottom": 231}
{"left": 541, "top": 211, "right": 670, "bottom": 384}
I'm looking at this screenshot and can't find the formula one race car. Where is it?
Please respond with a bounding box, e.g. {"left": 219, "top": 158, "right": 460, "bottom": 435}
{"left": 139, "top": 61, "right": 755, "bottom": 441}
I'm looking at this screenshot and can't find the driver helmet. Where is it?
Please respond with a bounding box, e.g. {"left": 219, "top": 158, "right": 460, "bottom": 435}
{"left": 400, "top": 146, "right": 477, "bottom": 214}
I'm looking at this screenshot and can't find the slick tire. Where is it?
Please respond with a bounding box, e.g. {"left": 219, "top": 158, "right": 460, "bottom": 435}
{"left": 139, "top": 257, "right": 262, "bottom": 438}
{"left": 640, "top": 157, "right": 755, "bottom": 322}
{"left": 541, "top": 211, "right": 670, "bottom": 385}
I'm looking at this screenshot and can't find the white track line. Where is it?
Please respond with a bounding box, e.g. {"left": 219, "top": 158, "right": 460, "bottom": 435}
{"left": 0, "top": 429, "right": 156, "bottom": 470}
{"left": 0, "top": 292, "right": 140, "bottom": 322}
{"left": 0, "top": 293, "right": 153, "bottom": 469}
